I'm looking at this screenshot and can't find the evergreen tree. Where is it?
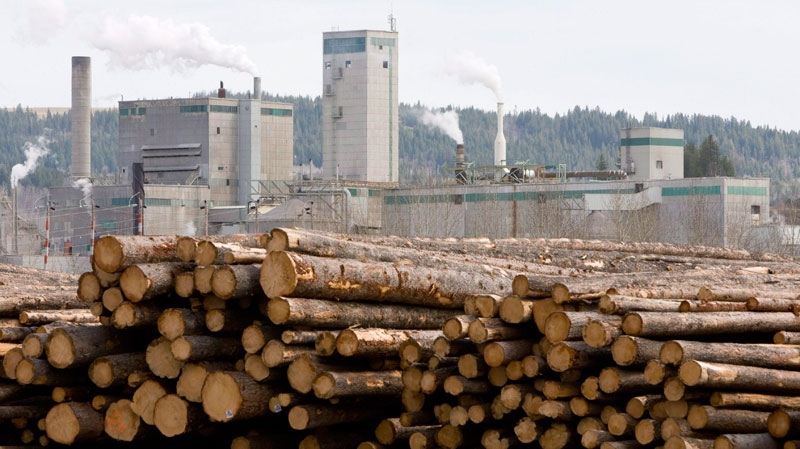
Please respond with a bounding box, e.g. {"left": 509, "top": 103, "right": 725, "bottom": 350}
{"left": 596, "top": 153, "right": 608, "bottom": 171}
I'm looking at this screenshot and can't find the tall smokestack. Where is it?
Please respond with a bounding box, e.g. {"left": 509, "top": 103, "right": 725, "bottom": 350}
{"left": 218, "top": 81, "right": 226, "bottom": 98}
{"left": 253, "top": 77, "right": 261, "bottom": 100}
{"left": 494, "top": 102, "right": 506, "bottom": 167}
{"left": 71, "top": 56, "right": 91, "bottom": 178}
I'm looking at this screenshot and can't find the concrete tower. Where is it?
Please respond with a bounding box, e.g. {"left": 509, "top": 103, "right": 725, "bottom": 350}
{"left": 71, "top": 56, "right": 91, "bottom": 178}
{"left": 322, "top": 29, "right": 399, "bottom": 183}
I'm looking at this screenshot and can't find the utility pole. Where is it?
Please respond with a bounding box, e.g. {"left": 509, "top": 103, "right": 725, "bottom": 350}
{"left": 44, "top": 198, "right": 53, "bottom": 270}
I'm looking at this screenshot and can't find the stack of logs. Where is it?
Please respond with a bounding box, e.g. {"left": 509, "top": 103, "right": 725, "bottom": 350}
{"left": 1, "top": 228, "right": 800, "bottom": 449}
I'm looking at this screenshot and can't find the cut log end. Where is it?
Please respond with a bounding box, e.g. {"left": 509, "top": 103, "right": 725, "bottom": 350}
{"left": 678, "top": 360, "right": 703, "bottom": 387}
{"left": 77, "top": 272, "right": 102, "bottom": 303}
{"left": 312, "top": 372, "right": 336, "bottom": 399}
{"left": 288, "top": 406, "right": 310, "bottom": 430}
{"left": 174, "top": 272, "right": 195, "bottom": 298}
{"left": 104, "top": 399, "right": 141, "bottom": 442}
{"left": 260, "top": 251, "right": 298, "bottom": 299}
{"left": 201, "top": 371, "right": 243, "bottom": 422}
{"left": 88, "top": 358, "right": 114, "bottom": 388}
{"left": 45, "top": 328, "right": 75, "bottom": 369}
{"left": 153, "top": 394, "right": 190, "bottom": 437}
{"left": 94, "top": 236, "right": 124, "bottom": 273}
{"left": 621, "top": 314, "right": 644, "bottom": 336}
{"left": 267, "top": 297, "right": 290, "bottom": 325}
{"left": 119, "top": 266, "right": 149, "bottom": 303}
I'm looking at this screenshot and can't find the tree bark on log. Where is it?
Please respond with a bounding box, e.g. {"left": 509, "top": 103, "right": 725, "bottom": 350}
{"left": 767, "top": 409, "right": 800, "bottom": 438}
{"left": 120, "top": 262, "right": 192, "bottom": 303}
{"left": 88, "top": 352, "right": 148, "bottom": 388}
{"left": 498, "top": 295, "right": 535, "bottom": 324}
{"left": 747, "top": 297, "right": 800, "bottom": 312}
{"left": 468, "top": 318, "right": 528, "bottom": 344}
{"left": 680, "top": 360, "right": 800, "bottom": 393}
{"left": 622, "top": 311, "right": 800, "bottom": 337}
{"left": 482, "top": 339, "right": 535, "bottom": 368}
{"left": 511, "top": 275, "right": 557, "bottom": 299}
{"left": 267, "top": 296, "right": 456, "bottom": 329}
{"left": 260, "top": 251, "right": 510, "bottom": 308}
{"left": 599, "top": 294, "right": 684, "bottom": 315}
{"left": 546, "top": 341, "right": 611, "bottom": 372}
{"left": 169, "top": 335, "right": 243, "bottom": 362}
{"left": 94, "top": 235, "right": 182, "bottom": 274}
{"left": 241, "top": 323, "right": 281, "bottom": 354}
{"left": 111, "top": 301, "right": 162, "bottom": 329}
{"left": 335, "top": 329, "right": 442, "bottom": 358}
{"left": 474, "top": 294, "right": 503, "bottom": 318}
{"left": 46, "top": 325, "right": 133, "bottom": 369}
{"left": 313, "top": 370, "right": 403, "bottom": 399}
{"left": 203, "top": 309, "right": 252, "bottom": 334}
{"left": 583, "top": 317, "right": 623, "bottom": 348}
{"left": 443, "top": 315, "right": 477, "bottom": 340}
{"left": 201, "top": 370, "right": 274, "bottom": 422}
{"left": 545, "top": 311, "right": 609, "bottom": 343}
{"left": 696, "top": 286, "right": 796, "bottom": 302}
{"left": 687, "top": 405, "right": 770, "bottom": 433}
{"left": 661, "top": 340, "right": 800, "bottom": 369}
{"left": 44, "top": 402, "right": 105, "bottom": 445}
{"left": 157, "top": 308, "right": 206, "bottom": 341}
{"left": 19, "top": 309, "right": 97, "bottom": 326}
{"left": 710, "top": 392, "right": 800, "bottom": 410}
{"left": 211, "top": 264, "right": 261, "bottom": 300}
{"left": 288, "top": 403, "right": 381, "bottom": 430}
{"left": 679, "top": 301, "right": 747, "bottom": 313}
{"left": 598, "top": 367, "right": 655, "bottom": 395}
{"left": 713, "top": 433, "right": 780, "bottom": 449}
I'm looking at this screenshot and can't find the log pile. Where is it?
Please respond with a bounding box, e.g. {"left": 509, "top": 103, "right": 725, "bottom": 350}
{"left": 0, "top": 228, "right": 799, "bottom": 449}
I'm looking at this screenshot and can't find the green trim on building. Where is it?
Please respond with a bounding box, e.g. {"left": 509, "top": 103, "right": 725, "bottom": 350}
{"left": 323, "top": 37, "right": 366, "bottom": 54}
{"left": 210, "top": 105, "right": 238, "bottom": 114}
{"left": 727, "top": 186, "right": 768, "bottom": 196}
{"left": 383, "top": 188, "right": 637, "bottom": 205}
{"left": 261, "top": 108, "right": 292, "bottom": 117}
{"left": 620, "top": 137, "right": 684, "bottom": 147}
{"left": 662, "top": 186, "right": 721, "bottom": 197}
{"left": 370, "top": 37, "right": 396, "bottom": 47}
{"left": 180, "top": 105, "right": 207, "bottom": 113}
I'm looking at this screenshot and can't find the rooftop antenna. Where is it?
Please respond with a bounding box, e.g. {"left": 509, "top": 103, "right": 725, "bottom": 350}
{"left": 388, "top": 6, "right": 396, "bottom": 31}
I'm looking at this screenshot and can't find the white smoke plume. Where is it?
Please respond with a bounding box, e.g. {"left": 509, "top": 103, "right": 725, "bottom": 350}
{"left": 71, "top": 178, "right": 92, "bottom": 208}
{"left": 88, "top": 14, "right": 259, "bottom": 75}
{"left": 185, "top": 221, "right": 197, "bottom": 236}
{"left": 420, "top": 110, "right": 464, "bottom": 144}
{"left": 19, "top": 0, "right": 67, "bottom": 45}
{"left": 444, "top": 50, "right": 503, "bottom": 101}
{"left": 11, "top": 137, "right": 50, "bottom": 189}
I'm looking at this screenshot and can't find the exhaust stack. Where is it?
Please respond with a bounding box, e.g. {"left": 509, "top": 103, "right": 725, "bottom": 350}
{"left": 71, "top": 56, "right": 91, "bottom": 178}
{"left": 253, "top": 77, "right": 262, "bottom": 100}
{"left": 494, "top": 102, "right": 506, "bottom": 167}
{"left": 218, "top": 81, "right": 226, "bottom": 98}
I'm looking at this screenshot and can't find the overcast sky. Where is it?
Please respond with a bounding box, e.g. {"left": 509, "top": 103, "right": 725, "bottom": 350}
{"left": 2, "top": 0, "right": 799, "bottom": 131}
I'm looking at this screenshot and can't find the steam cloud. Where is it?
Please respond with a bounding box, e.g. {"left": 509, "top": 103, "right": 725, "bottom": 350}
{"left": 89, "top": 15, "right": 259, "bottom": 75}
{"left": 71, "top": 178, "right": 92, "bottom": 208}
{"left": 11, "top": 137, "right": 50, "bottom": 189}
{"left": 445, "top": 50, "right": 503, "bottom": 101}
{"left": 185, "top": 221, "right": 197, "bottom": 236}
{"left": 420, "top": 110, "right": 464, "bottom": 144}
{"left": 19, "top": 0, "right": 67, "bottom": 45}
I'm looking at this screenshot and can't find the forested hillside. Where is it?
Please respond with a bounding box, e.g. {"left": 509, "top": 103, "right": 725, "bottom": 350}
{"left": 2, "top": 93, "right": 799, "bottom": 202}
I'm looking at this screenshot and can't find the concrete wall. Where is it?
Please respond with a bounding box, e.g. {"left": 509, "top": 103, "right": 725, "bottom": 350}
{"left": 322, "top": 30, "right": 399, "bottom": 183}
{"left": 620, "top": 127, "right": 684, "bottom": 181}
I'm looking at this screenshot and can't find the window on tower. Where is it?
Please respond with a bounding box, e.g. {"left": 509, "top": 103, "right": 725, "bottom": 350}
{"left": 383, "top": 61, "right": 388, "bottom": 68}
{"left": 345, "top": 60, "right": 351, "bottom": 68}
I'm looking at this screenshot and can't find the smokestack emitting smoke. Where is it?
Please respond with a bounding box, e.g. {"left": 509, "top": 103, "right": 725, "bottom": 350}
{"left": 253, "top": 77, "right": 262, "bottom": 100}
{"left": 11, "top": 137, "right": 50, "bottom": 189}
{"left": 420, "top": 110, "right": 463, "bottom": 144}
{"left": 89, "top": 15, "right": 259, "bottom": 75}
{"left": 72, "top": 56, "right": 91, "bottom": 178}
{"left": 444, "top": 51, "right": 506, "bottom": 167}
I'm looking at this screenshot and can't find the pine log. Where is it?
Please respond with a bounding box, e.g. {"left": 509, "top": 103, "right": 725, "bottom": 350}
{"left": 111, "top": 301, "right": 162, "bottom": 329}
{"left": 94, "top": 235, "right": 182, "bottom": 273}
{"left": 625, "top": 394, "right": 662, "bottom": 419}
{"left": 481, "top": 429, "right": 519, "bottom": 449}
{"left": 152, "top": 394, "right": 206, "bottom": 437}
{"left": 510, "top": 275, "right": 552, "bottom": 299}
{"left": 174, "top": 272, "right": 195, "bottom": 298}
{"left": 175, "top": 361, "right": 235, "bottom": 403}
{"left": 599, "top": 367, "right": 655, "bottom": 395}
{"left": 713, "top": 434, "right": 780, "bottom": 449}
{"left": 582, "top": 429, "right": 616, "bottom": 449}
{"left": 498, "top": 295, "right": 535, "bottom": 324}
{"left": 195, "top": 241, "right": 261, "bottom": 266}
{"left": 468, "top": 317, "right": 528, "bottom": 344}
{"left": 120, "top": 262, "right": 192, "bottom": 303}
{"left": 443, "top": 315, "right": 477, "bottom": 340}
{"left": 170, "top": 335, "right": 243, "bottom": 362}
{"left": 21, "top": 333, "right": 48, "bottom": 358}
{"left": 313, "top": 370, "right": 403, "bottom": 399}
{"left": 281, "top": 329, "right": 322, "bottom": 345}
{"left": 474, "top": 294, "right": 503, "bottom": 318}
{"left": 661, "top": 339, "right": 800, "bottom": 368}
{"left": 433, "top": 336, "right": 475, "bottom": 359}
{"left": 457, "top": 354, "right": 488, "bottom": 379}
{"left": 19, "top": 309, "right": 97, "bottom": 326}
{"left": 664, "top": 376, "right": 687, "bottom": 401}
{"left": 104, "top": 399, "right": 150, "bottom": 442}
{"left": 697, "top": 286, "right": 795, "bottom": 302}
{"left": 286, "top": 354, "right": 338, "bottom": 394}
{"left": 600, "top": 442, "right": 643, "bottom": 449}
{"left": 664, "top": 436, "right": 716, "bottom": 449}
{"left": 204, "top": 309, "right": 252, "bottom": 334}
{"left": 679, "top": 300, "right": 748, "bottom": 312}
{"left": 539, "top": 422, "right": 576, "bottom": 449}
{"left": 644, "top": 359, "right": 672, "bottom": 385}
{"left": 267, "top": 296, "right": 456, "bottom": 329}
{"left": 681, "top": 360, "right": 800, "bottom": 393}
{"left": 241, "top": 323, "right": 280, "bottom": 354}
{"left": 775, "top": 331, "right": 800, "bottom": 344}
{"left": 176, "top": 236, "right": 198, "bottom": 263}
{"left": 211, "top": 264, "right": 261, "bottom": 300}
{"left": 131, "top": 379, "right": 168, "bottom": 425}
{"left": 710, "top": 392, "right": 800, "bottom": 410}
{"left": 157, "top": 308, "right": 206, "bottom": 341}
{"left": 607, "top": 412, "right": 637, "bottom": 436}
{"left": 483, "top": 339, "right": 535, "bottom": 367}
{"left": 93, "top": 262, "right": 122, "bottom": 288}
{"left": 45, "top": 402, "right": 105, "bottom": 445}
{"left": 442, "top": 375, "right": 493, "bottom": 396}
{"left": 623, "top": 311, "right": 800, "bottom": 337}
{"left": 611, "top": 335, "right": 663, "bottom": 366}
{"left": 261, "top": 340, "right": 314, "bottom": 368}
{"left": 77, "top": 272, "right": 102, "bottom": 303}
{"left": 146, "top": 336, "right": 185, "bottom": 379}
{"left": 224, "top": 246, "right": 268, "bottom": 265}
{"left": 599, "top": 294, "right": 685, "bottom": 314}
{"left": 546, "top": 341, "right": 611, "bottom": 372}
{"left": 289, "top": 403, "right": 379, "bottom": 430}
{"left": 51, "top": 386, "right": 94, "bottom": 404}
{"left": 46, "top": 325, "right": 134, "bottom": 369}
{"left": 767, "top": 409, "right": 800, "bottom": 438}
{"left": 583, "top": 317, "right": 623, "bottom": 348}
{"left": 687, "top": 405, "right": 769, "bottom": 433}
{"left": 514, "top": 416, "right": 538, "bottom": 443}
{"left": 201, "top": 370, "right": 273, "bottom": 422}
{"left": 88, "top": 352, "right": 148, "bottom": 388}
{"left": 544, "top": 311, "right": 608, "bottom": 343}
{"left": 260, "top": 250, "right": 510, "bottom": 308}
{"left": 101, "top": 287, "right": 125, "bottom": 312}
{"left": 193, "top": 265, "right": 216, "bottom": 294}
{"left": 336, "top": 329, "right": 442, "bottom": 358}
{"left": 532, "top": 298, "right": 566, "bottom": 334}
{"left": 419, "top": 366, "right": 459, "bottom": 394}
{"left": 747, "top": 297, "right": 800, "bottom": 312}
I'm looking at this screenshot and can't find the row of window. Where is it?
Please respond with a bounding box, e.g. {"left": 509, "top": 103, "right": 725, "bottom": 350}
{"left": 262, "top": 108, "right": 293, "bottom": 117}
{"left": 178, "top": 105, "right": 292, "bottom": 117}
{"left": 119, "top": 107, "right": 146, "bottom": 116}
{"left": 210, "top": 105, "right": 238, "bottom": 113}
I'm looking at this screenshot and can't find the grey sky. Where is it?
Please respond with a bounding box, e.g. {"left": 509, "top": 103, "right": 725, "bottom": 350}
{"left": 2, "top": 0, "right": 799, "bottom": 131}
